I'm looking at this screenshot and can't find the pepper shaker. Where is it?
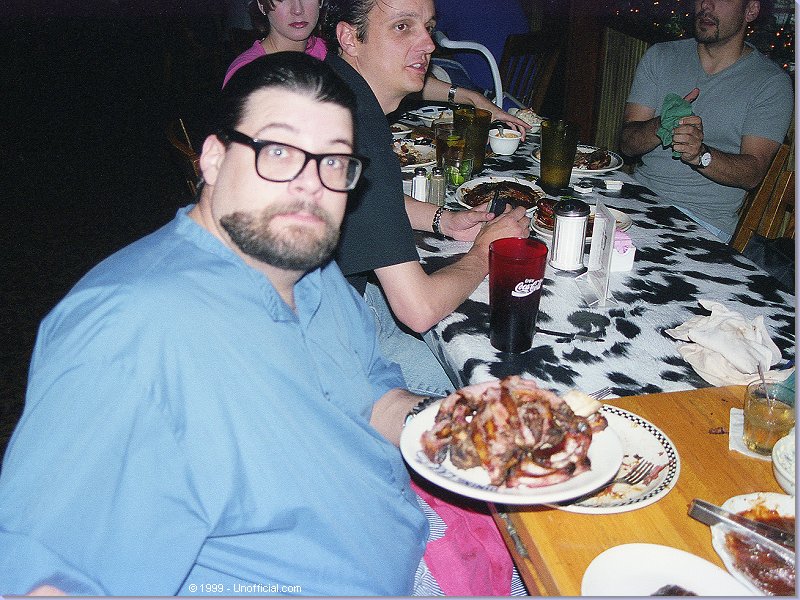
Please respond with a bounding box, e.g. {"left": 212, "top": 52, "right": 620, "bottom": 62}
{"left": 549, "top": 198, "right": 589, "bottom": 272}
{"left": 428, "top": 167, "right": 446, "bottom": 206}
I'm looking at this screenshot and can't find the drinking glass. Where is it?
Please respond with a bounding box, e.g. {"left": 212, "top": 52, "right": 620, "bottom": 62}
{"left": 435, "top": 121, "right": 466, "bottom": 166}
{"left": 489, "top": 238, "right": 548, "bottom": 352}
{"left": 539, "top": 119, "right": 579, "bottom": 194}
{"left": 454, "top": 106, "right": 492, "bottom": 173}
{"left": 443, "top": 155, "right": 474, "bottom": 192}
{"left": 743, "top": 380, "right": 795, "bottom": 455}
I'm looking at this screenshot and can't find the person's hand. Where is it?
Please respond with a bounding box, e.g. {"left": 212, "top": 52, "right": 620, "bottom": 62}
{"left": 440, "top": 202, "right": 495, "bottom": 241}
{"left": 471, "top": 205, "right": 531, "bottom": 251}
{"left": 485, "top": 106, "right": 530, "bottom": 140}
{"left": 671, "top": 88, "right": 704, "bottom": 165}
{"left": 462, "top": 92, "right": 531, "bottom": 140}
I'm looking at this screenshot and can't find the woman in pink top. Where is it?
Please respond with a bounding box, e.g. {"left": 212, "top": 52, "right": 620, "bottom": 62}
{"left": 224, "top": 0, "right": 328, "bottom": 87}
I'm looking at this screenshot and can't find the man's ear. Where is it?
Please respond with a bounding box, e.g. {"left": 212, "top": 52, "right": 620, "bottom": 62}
{"left": 745, "top": 0, "right": 760, "bottom": 24}
{"left": 199, "top": 134, "right": 226, "bottom": 187}
{"left": 337, "top": 21, "right": 359, "bottom": 58}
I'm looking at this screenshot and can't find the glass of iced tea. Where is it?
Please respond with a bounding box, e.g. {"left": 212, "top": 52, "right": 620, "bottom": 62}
{"left": 434, "top": 121, "right": 465, "bottom": 166}
{"left": 743, "top": 380, "right": 795, "bottom": 455}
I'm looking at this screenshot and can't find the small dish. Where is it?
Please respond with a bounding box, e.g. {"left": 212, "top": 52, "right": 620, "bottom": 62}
{"left": 772, "top": 430, "right": 795, "bottom": 494}
{"left": 408, "top": 106, "right": 453, "bottom": 128}
{"left": 390, "top": 123, "right": 412, "bottom": 139}
{"left": 488, "top": 128, "right": 521, "bottom": 155}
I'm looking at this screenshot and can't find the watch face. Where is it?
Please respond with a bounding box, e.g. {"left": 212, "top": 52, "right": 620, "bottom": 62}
{"left": 700, "top": 151, "right": 711, "bottom": 167}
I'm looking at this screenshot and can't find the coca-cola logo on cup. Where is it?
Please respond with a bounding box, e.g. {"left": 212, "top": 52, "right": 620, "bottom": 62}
{"left": 511, "top": 278, "right": 543, "bottom": 298}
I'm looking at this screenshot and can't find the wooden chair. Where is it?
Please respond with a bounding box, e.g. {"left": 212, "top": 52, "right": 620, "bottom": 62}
{"left": 166, "top": 117, "right": 201, "bottom": 196}
{"left": 730, "top": 143, "right": 794, "bottom": 252}
{"left": 498, "top": 32, "right": 562, "bottom": 114}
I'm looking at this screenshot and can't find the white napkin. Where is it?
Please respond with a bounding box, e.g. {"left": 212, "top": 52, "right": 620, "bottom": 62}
{"left": 728, "top": 408, "right": 771, "bottom": 461}
{"left": 664, "top": 299, "right": 794, "bottom": 386}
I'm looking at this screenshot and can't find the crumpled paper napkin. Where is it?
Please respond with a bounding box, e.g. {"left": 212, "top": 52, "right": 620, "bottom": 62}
{"left": 664, "top": 299, "right": 794, "bottom": 386}
{"left": 728, "top": 408, "right": 772, "bottom": 461}
{"left": 657, "top": 93, "right": 694, "bottom": 158}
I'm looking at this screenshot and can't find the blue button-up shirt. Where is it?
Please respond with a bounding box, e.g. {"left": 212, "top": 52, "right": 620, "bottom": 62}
{"left": 0, "top": 206, "right": 427, "bottom": 595}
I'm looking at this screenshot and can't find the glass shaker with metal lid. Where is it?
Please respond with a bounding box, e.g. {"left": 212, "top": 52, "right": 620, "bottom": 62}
{"left": 549, "top": 198, "right": 589, "bottom": 272}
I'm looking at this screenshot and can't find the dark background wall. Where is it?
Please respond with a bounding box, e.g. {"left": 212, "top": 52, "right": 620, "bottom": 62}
{"left": 1, "top": 12, "right": 237, "bottom": 455}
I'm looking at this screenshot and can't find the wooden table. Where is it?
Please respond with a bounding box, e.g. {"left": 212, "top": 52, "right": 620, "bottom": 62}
{"left": 491, "top": 385, "right": 784, "bottom": 596}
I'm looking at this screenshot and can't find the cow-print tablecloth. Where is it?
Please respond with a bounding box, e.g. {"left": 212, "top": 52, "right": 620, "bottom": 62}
{"left": 416, "top": 138, "right": 795, "bottom": 397}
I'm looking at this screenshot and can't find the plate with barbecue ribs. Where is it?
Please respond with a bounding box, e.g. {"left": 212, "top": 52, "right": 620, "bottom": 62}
{"left": 456, "top": 176, "right": 545, "bottom": 214}
{"left": 400, "top": 376, "right": 623, "bottom": 504}
{"left": 532, "top": 144, "right": 623, "bottom": 174}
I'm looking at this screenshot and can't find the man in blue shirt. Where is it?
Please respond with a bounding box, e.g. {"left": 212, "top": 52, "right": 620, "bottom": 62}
{"left": 0, "top": 53, "right": 429, "bottom": 595}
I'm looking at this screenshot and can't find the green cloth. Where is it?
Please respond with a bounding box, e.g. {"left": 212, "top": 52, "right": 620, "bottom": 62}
{"left": 657, "top": 93, "right": 694, "bottom": 158}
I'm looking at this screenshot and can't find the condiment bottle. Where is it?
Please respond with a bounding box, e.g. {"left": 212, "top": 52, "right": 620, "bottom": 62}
{"left": 549, "top": 198, "right": 589, "bottom": 272}
{"left": 428, "top": 167, "right": 446, "bottom": 206}
{"left": 411, "top": 167, "right": 428, "bottom": 202}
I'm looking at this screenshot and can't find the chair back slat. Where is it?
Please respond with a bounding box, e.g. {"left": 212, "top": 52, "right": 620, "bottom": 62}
{"left": 166, "top": 117, "right": 201, "bottom": 197}
{"left": 498, "top": 33, "right": 562, "bottom": 113}
{"left": 730, "top": 143, "right": 792, "bottom": 252}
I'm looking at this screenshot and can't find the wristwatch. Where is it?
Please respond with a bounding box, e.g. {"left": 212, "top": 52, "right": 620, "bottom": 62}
{"left": 447, "top": 84, "right": 458, "bottom": 104}
{"left": 404, "top": 396, "right": 440, "bottom": 426}
{"left": 697, "top": 144, "right": 712, "bottom": 168}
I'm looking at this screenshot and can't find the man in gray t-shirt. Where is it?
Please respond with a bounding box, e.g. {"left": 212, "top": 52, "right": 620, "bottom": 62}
{"left": 620, "top": 0, "right": 793, "bottom": 241}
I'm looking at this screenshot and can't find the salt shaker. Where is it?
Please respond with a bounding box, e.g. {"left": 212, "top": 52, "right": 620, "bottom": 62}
{"left": 549, "top": 198, "right": 589, "bottom": 272}
{"left": 428, "top": 167, "right": 446, "bottom": 206}
{"left": 411, "top": 167, "right": 428, "bottom": 202}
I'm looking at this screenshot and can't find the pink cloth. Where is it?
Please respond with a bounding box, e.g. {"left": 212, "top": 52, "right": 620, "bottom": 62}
{"left": 223, "top": 37, "right": 328, "bottom": 87}
{"left": 411, "top": 479, "right": 514, "bottom": 596}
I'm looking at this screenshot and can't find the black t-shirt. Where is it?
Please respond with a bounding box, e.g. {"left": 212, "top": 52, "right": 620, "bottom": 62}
{"left": 326, "top": 53, "right": 420, "bottom": 296}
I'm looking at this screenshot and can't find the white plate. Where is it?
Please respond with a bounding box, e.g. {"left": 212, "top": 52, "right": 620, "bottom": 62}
{"left": 400, "top": 398, "right": 624, "bottom": 505}
{"left": 531, "top": 205, "right": 633, "bottom": 240}
{"left": 531, "top": 144, "right": 623, "bottom": 174}
{"left": 455, "top": 176, "right": 544, "bottom": 213}
{"left": 581, "top": 543, "right": 756, "bottom": 596}
{"left": 407, "top": 106, "right": 453, "bottom": 127}
{"left": 393, "top": 140, "right": 436, "bottom": 171}
{"left": 548, "top": 405, "right": 680, "bottom": 513}
{"left": 711, "top": 492, "right": 795, "bottom": 595}
{"left": 390, "top": 123, "right": 412, "bottom": 139}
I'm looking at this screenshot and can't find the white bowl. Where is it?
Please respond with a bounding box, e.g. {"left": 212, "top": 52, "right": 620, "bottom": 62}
{"left": 772, "top": 429, "right": 795, "bottom": 494}
{"left": 488, "top": 128, "right": 521, "bottom": 155}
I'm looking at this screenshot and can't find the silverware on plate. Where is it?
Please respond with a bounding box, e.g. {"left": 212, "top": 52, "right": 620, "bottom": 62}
{"left": 688, "top": 499, "right": 795, "bottom": 559}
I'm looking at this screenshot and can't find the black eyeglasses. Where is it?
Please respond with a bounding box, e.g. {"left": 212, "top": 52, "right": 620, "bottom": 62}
{"left": 217, "top": 128, "right": 365, "bottom": 192}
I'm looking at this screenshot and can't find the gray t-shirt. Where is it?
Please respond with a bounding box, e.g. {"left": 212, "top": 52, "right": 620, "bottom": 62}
{"left": 627, "top": 38, "right": 793, "bottom": 238}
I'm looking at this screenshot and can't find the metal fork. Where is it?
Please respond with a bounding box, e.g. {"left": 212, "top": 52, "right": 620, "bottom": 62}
{"left": 609, "top": 459, "right": 656, "bottom": 486}
{"left": 588, "top": 386, "right": 612, "bottom": 400}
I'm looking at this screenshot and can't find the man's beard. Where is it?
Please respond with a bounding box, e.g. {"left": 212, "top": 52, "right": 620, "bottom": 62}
{"left": 220, "top": 200, "right": 340, "bottom": 271}
{"left": 695, "top": 11, "right": 721, "bottom": 43}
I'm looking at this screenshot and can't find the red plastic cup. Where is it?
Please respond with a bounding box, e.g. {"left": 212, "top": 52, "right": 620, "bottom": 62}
{"left": 489, "top": 237, "right": 548, "bottom": 352}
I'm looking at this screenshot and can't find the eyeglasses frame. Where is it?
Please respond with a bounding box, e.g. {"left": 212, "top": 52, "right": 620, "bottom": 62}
{"left": 216, "top": 128, "right": 366, "bottom": 192}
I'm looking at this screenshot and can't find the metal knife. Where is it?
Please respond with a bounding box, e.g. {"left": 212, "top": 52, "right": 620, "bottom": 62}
{"left": 688, "top": 499, "right": 795, "bottom": 560}
{"left": 535, "top": 327, "right": 604, "bottom": 342}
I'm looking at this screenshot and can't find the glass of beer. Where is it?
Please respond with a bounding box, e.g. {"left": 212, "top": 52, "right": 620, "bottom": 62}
{"left": 489, "top": 238, "right": 548, "bottom": 352}
{"left": 539, "top": 119, "right": 579, "bottom": 194}
{"left": 743, "top": 380, "right": 795, "bottom": 455}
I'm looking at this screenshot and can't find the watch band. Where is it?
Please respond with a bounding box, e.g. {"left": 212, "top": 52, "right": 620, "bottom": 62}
{"left": 447, "top": 84, "right": 458, "bottom": 104}
{"left": 432, "top": 206, "right": 448, "bottom": 235}
{"left": 404, "top": 395, "right": 440, "bottom": 426}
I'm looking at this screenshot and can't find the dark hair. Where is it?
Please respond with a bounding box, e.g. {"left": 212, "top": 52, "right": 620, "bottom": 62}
{"left": 213, "top": 51, "right": 357, "bottom": 135}
{"left": 248, "top": 0, "right": 274, "bottom": 36}
{"left": 318, "top": 0, "right": 375, "bottom": 54}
